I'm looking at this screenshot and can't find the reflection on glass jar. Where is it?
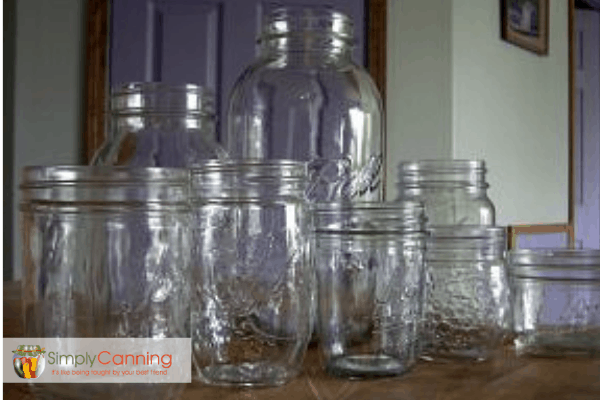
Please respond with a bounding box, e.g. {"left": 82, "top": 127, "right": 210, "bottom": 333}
{"left": 226, "top": 6, "right": 383, "bottom": 202}
{"left": 190, "top": 161, "right": 311, "bottom": 386}
{"left": 20, "top": 166, "right": 190, "bottom": 400}
{"left": 422, "top": 226, "right": 509, "bottom": 362}
{"left": 312, "top": 202, "right": 426, "bottom": 378}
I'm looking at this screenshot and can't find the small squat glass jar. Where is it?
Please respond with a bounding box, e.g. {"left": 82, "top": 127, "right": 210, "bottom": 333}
{"left": 396, "top": 160, "right": 495, "bottom": 226}
{"left": 312, "top": 202, "right": 426, "bottom": 378}
{"left": 92, "top": 82, "right": 226, "bottom": 167}
{"left": 20, "top": 166, "right": 190, "bottom": 400}
{"left": 509, "top": 249, "right": 600, "bottom": 357}
{"left": 190, "top": 160, "right": 312, "bottom": 386}
{"left": 422, "top": 226, "right": 509, "bottom": 362}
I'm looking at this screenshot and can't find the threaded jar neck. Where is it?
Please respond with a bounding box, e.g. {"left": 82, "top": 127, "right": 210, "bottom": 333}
{"left": 191, "top": 160, "right": 307, "bottom": 201}
{"left": 258, "top": 7, "right": 354, "bottom": 64}
{"left": 397, "top": 160, "right": 489, "bottom": 190}
{"left": 508, "top": 249, "right": 600, "bottom": 280}
{"left": 426, "top": 226, "right": 507, "bottom": 261}
{"left": 20, "top": 166, "right": 190, "bottom": 209}
{"left": 313, "top": 201, "right": 426, "bottom": 234}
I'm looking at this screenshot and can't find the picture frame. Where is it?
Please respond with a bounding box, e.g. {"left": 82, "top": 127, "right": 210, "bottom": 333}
{"left": 501, "top": 0, "right": 549, "bottom": 55}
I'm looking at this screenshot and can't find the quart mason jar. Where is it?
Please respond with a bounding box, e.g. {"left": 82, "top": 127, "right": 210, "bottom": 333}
{"left": 422, "top": 226, "right": 509, "bottom": 362}
{"left": 396, "top": 160, "right": 495, "bottom": 226}
{"left": 190, "top": 161, "right": 312, "bottom": 386}
{"left": 20, "top": 166, "right": 190, "bottom": 400}
{"left": 226, "top": 7, "right": 383, "bottom": 202}
{"left": 312, "top": 202, "right": 426, "bottom": 378}
{"left": 92, "top": 82, "right": 226, "bottom": 167}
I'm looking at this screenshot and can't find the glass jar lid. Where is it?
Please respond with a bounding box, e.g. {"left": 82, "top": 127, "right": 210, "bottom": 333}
{"left": 110, "top": 82, "right": 215, "bottom": 116}
{"left": 312, "top": 201, "right": 426, "bottom": 233}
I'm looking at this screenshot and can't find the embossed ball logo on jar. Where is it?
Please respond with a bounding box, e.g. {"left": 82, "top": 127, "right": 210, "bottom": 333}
{"left": 12, "top": 345, "right": 46, "bottom": 379}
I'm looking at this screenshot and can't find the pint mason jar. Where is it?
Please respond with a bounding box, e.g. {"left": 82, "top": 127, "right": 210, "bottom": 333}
{"left": 226, "top": 6, "right": 383, "bottom": 202}
{"left": 91, "top": 82, "right": 226, "bottom": 167}
{"left": 396, "top": 160, "right": 495, "bottom": 226}
{"left": 422, "top": 226, "right": 509, "bottom": 362}
{"left": 190, "top": 161, "right": 312, "bottom": 386}
{"left": 312, "top": 202, "right": 426, "bottom": 378}
{"left": 20, "top": 166, "right": 191, "bottom": 400}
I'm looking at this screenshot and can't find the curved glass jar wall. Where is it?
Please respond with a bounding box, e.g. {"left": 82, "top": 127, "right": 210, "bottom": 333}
{"left": 190, "top": 161, "right": 312, "bottom": 386}
{"left": 226, "top": 7, "right": 383, "bottom": 202}
{"left": 20, "top": 166, "right": 190, "bottom": 400}
{"left": 508, "top": 249, "right": 600, "bottom": 357}
{"left": 92, "top": 82, "right": 226, "bottom": 167}
{"left": 312, "top": 202, "right": 426, "bottom": 378}
{"left": 422, "top": 226, "right": 509, "bottom": 362}
{"left": 396, "top": 160, "right": 495, "bottom": 226}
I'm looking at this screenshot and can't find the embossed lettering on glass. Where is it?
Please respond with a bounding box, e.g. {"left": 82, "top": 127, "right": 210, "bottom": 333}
{"left": 509, "top": 249, "right": 600, "bottom": 357}
{"left": 312, "top": 202, "right": 426, "bottom": 377}
{"left": 20, "top": 166, "right": 190, "bottom": 400}
{"left": 190, "top": 161, "right": 311, "bottom": 386}
{"left": 226, "top": 7, "right": 383, "bottom": 202}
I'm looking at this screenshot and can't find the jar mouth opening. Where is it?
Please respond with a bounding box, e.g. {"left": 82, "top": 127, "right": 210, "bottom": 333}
{"left": 258, "top": 6, "right": 354, "bottom": 44}
{"left": 20, "top": 166, "right": 189, "bottom": 186}
{"left": 110, "top": 82, "right": 215, "bottom": 116}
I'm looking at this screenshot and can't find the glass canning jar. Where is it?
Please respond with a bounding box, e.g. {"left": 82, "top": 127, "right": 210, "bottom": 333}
{"left": 91, "top": 82, "right": 226, "bottom": 167}
{"left": 396, "top": 160, "right": 495, "bottom": 226}
{"left": 190, "top": 160, "right": 312, "bottom": 386}
{"left": 312, "top": 202, "right": 426, "bottom": 378}
{"left": 226, "top": 6, "right": 383, "bottom": 202}
{"left": 508, "top": 249, "right": 600, "bottom": 357}
{"left": 422, "top": 226, "right": 509, "bottom": 362}
{"left": 20, "top": 166, "right": 190, "bottom": 400}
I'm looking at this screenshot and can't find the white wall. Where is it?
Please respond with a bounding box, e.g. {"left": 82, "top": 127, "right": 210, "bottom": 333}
{"left": 387, "top": 0, "right": 569, "bottom": 226}
{"left": 386, "top": 0, "right": 453, "bottom": 200}
{"left": 452, "top": 0, "right": 569, "bottom": 226}
{"left": 12, "top": 0, "right": 87, "bottom": 279}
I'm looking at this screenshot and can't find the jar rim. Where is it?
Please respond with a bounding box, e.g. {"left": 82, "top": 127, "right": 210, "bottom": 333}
{"left": 509, "top": 248, "right": 600, "bottom": 267}
{"left": 258, "top": 6, "right": 354, "bottom": 43}
{"left": 191, "top": 159, "right": 306, "bottom": 173}
{"left": 110, "top": 82, "right": 215, "bottom": 116}
{"left": 20, "top": 165, "right": 189, "bottom": 187}
{"left": 427, "top": 225, "right": 506, "bottom": 239}
{"left": 398, "top": 159, "right": 486, "bottom": 172}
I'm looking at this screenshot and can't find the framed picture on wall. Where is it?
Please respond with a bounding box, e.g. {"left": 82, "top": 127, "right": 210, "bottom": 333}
{"left": 501, "top": 0, "right": 549, "bottom": 55}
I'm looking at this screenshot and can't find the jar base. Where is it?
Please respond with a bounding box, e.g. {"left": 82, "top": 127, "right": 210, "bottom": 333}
{"left": 326, "top": 354, "right": 414, "bottom": 379}
{"left": 195, "top": 363, "right": 298, "bottom": 387}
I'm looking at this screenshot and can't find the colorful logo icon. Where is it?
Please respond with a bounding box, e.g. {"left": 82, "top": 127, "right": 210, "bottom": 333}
{"left": 12, "top": 345, "right": 46, "bottom": 379}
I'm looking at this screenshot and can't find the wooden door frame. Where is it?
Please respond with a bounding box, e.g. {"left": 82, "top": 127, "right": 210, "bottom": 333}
{"left": 82, "top": 0, "right": 388, "bottom": 163}
{"left": 508, "top": 0, "right": 576, "bottom": 250}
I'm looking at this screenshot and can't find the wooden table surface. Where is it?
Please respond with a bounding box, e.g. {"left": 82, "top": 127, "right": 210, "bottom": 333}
{"left": 4, "top": 281, "right": 600, "bottom": 400}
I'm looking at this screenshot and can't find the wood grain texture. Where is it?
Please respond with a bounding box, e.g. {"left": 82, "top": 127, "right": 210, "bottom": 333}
{"left": 4, "top": 281, "right": 600, "bottom": 400}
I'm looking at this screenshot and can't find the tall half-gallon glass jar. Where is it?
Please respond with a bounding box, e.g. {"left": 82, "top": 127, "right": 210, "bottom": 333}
{"left": 92, "top": 82, "right": 226, "bottom": 167}
{"left": 226, "top": 6, "right": 383, "bottom": 202}
{"left": 396, "top": 160, "right": 495, "bottom": 226}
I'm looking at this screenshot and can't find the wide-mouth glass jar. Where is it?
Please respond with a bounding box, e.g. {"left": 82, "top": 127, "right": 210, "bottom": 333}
{"left": 422, "top": 226, "right": 509, "bottom": 362}
{"left": 226, "top": 6, "right": 383, "bottom": 202}
{"left": 190, "top": 160, "right": 311, "bottom": 387}
{"left": 20, "top": 166, "right": 190, "bottom": 400}
{"left": 312, "top": 202, "right": 426, "bottom": 378}
{"left": 92, "top": 82, "right": 226, "bottom": 167}
{"left": 396, "top": 160, "right": 495, "bottom": 226}
{"left": 508, "top": 249, "right": 600, "bottom": 357}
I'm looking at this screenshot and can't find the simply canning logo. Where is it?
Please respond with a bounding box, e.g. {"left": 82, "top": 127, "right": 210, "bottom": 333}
{"left": 12, "top": 345, "right": 46, "bottom": 379}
